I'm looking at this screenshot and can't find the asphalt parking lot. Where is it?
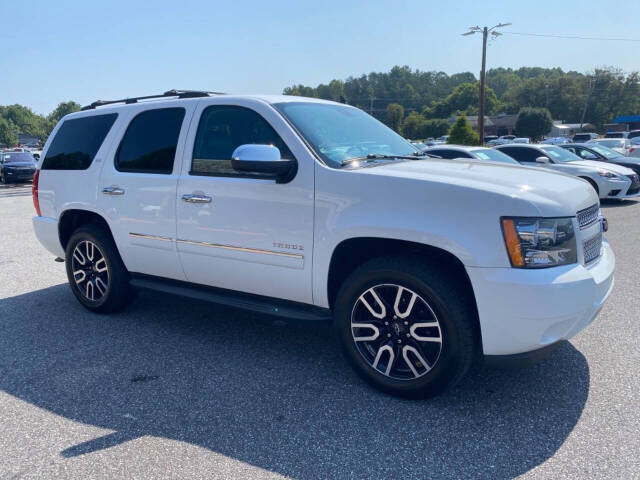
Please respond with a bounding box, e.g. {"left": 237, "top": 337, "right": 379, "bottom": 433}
{"left": 1, "top": 181, "right": 639, "bottom": 480}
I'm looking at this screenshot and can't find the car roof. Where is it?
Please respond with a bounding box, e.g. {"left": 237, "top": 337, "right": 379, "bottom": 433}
{"left": 66, "top": 94, "right": 342, "bottom": 120}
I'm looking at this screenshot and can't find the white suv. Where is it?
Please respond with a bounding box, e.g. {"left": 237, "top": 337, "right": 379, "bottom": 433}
{"left": 32, "top": 90, "right": 615, "bottom": 398}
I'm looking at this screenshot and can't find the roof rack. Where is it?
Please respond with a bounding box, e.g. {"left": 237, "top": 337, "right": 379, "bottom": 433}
{"left": 80, "top": 89, "right": 224, "bottom": 111}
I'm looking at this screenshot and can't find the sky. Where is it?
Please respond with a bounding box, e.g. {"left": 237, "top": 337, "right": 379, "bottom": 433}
{"left": 1, "top": 0, "right": 638, "bottom": 115}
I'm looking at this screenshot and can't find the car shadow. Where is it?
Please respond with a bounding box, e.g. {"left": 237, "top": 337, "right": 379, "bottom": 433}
{"left": 0, "top": 284, "right": 590, "bottom": 479}
{"left": 600, "top": 198, "right": 639, "bottom": 208}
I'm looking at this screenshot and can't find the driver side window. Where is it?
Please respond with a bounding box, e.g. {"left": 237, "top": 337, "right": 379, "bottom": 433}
{"left": 191, "top": 105, "right": 293, "bottom": 177}
{"left": 577, "top": 148, "right": 598, "bottom": 160}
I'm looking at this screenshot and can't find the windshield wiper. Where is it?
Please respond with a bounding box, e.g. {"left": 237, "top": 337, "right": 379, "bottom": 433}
{"left": 340, "top": 153, "right": 423, "bottom": 166}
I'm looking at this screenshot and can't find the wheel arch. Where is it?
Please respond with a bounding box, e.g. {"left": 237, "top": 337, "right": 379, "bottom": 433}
{"left": 58, "top": 209, "right": 116, "bottom": 252}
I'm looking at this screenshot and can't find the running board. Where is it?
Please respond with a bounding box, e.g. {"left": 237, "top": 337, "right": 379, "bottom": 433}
{"left": 129, "top": 274, "right": 332, "bottom": 322}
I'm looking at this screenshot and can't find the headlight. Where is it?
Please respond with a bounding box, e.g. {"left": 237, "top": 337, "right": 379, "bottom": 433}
{"left": 501, "top": 217, "right": 577, "bottom": 268}
{"left": 598, "top": 170, "right": 622, "bottom": 180}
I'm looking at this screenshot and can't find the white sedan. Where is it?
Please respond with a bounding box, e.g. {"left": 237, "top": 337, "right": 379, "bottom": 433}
{"left": 495, "top": 143, "right": 640, "bottom": 199}
{"left": 588, "top": 138, "right": 631, "bottom": 156}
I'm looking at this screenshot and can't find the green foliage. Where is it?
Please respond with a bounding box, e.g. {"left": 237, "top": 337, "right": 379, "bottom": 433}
{"left": 0, "top": 117, "right": 18, "bottom": 146}
{"left": 515, "top": 107, "right": 554, "bottom": 140}
{"left": 386, "top": 103, "right": 404, "bottom": 133}
{"left": 424, "top": 82, "right": 501, "bottom": 119}
{"left": 283, "top": 65, "right": 640, "bottom": 131}
{"left": 401, "top": 113, "right": 450, "bottom": 140}
{"left": 447, "top": 116, "right": 479, "bottom": 146}
{"left": 48, "top": 101, "right": 81, "bottom": 123}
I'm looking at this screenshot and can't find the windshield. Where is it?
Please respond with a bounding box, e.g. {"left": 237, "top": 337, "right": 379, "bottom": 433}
{"left": 471, "top": 148, "right": 519, "bottom": 165}
{"left": 273, "top": 102, "right": 416, "bottom": 168}
{"left": 588, "top": 144, "right": 620, "bottom": 159}
{"left": 2, "top": 152, "right": 35, "bottom": 163}
{"left": 540, "top": 146, "right": 581, "bottom": 163}
{"left": 593, "top": 139, "right": 625, "bottom": 149}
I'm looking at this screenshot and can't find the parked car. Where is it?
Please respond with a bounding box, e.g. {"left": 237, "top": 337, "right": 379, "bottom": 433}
{"left": 604, "top": 131, "right": 628, "bottom": 139}
{"left": 0, "top": 151, "right": 37, "bottom": 183}
{"left": 544, "top": 137, "right": 571, "bottom": 145}
{"left": 495, "top": 143, "right": 639, "bottom": 199}
{"left": 513, "top": 137, "right": 530, "bottom": 144}
{"left": 483, "top": 135, "right": 498, "bottom": 144}
{"left": 629, "top": 142, "right": 640, "bottom": 158}
{"left": 499, "top": 135, "right": 516, "bottom": 141}
{"left": 572, "top": 132, "right": 599, "bottom": 143}
{"left": 425, "top": 145, "right": 519, "bottom": 164}
{"left": 627, "top": 130, "right": 640, "bottom": 141}
{"left": 486, "top": 138, "right": 511, "bottom": 146}
{"left": 560, "top": 143, "right": 640, "bottom": 176}
{"left": 588, "top": 138, "right": 630, "bottom": 156}
{"left": 32, "top": 90, "right": 614, "bottom": 398}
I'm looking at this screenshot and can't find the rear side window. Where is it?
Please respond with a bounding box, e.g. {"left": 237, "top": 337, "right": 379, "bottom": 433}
{"left": 499, "top": 146, "right": 539, "bottom": 163}
{"left": 42, "top": 113, "right": 117, "bottom": 170}
{"left": 191, "top": 105, "right": 293, "bottom": 177}
{"left": 115, "top": 108, "right": 185, "bottom": 174}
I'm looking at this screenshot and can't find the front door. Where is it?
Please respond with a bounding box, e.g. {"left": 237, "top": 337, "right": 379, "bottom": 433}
{"left": 175, "top": 100, "right": 314, "bottom": 303}
{"left": 98, "top": 104, "right": 195, "bottom": 281}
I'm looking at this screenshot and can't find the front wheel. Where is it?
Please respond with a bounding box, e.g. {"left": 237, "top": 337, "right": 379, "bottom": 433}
{"left": 65, "top": 224, "right": 135, "bottom": 313}
{"left": 334, "top": 256, "right": 478, "bottom": 398}
{"left": 0, "top": 172, "right": 7, "bottom": 184}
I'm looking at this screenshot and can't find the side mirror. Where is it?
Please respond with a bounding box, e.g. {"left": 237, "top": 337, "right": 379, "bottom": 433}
{"left": 231, "top": 144, "right": 297, "bottom": 183}
{"left": 535, "top": 156, "right": 550, "bottom": 164}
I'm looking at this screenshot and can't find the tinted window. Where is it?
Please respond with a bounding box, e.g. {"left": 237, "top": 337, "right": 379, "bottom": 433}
{"left": 428, "top": 149, "right": 472, "bottom": 159}
{"left": 498, "top": 146, "right": 540, "bottom": 163}
{"left": 42, "top": 113, "right": 117, "bottom": 170}
{"left": 116, "top": 108, "right": 185, "bottom": 174}
{"left": 192, "top": 105, "right": 293, "bottom": 176}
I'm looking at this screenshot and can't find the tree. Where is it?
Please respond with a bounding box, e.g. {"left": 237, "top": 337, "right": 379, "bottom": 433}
{"left": 48, "top": 101, "right": 81, "bottom": 123}
{"left": 447, "top": 116, "right": 478, "bottom": 145}
{"left": 421, "top": 119, "right": 450, "bottom": 139}
{"left": 0, "top": 117, "right": 18, "bottom": 146}
{"left": 515, "top": 107, "right": 553, "bottom": 140}
{"left": 424, "top": 82, "right": 501, "bottom": 119}
{"left": 386, "top": 103, "right": 404, "bottom": 133}
{"left": 402, "top": 111, "right": 424, "bottom": 139}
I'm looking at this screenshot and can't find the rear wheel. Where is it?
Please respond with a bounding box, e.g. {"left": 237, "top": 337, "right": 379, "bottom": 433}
{"left": 0, "top": 171, "right": 8, "bottom": 184}
{"left": 334, "top": 256, "right": 478, "bottom": 398}
{"left": 65, "top": 224, "right": 135, "bottom": 313}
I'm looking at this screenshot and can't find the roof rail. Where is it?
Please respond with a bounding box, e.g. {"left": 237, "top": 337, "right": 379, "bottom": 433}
{"left": 80, "top": 89, "right": 225, "bottom": 111}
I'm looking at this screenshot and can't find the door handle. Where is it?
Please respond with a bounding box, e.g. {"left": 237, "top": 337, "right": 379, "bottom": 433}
{"left": 182, "top": 193, "right": 212, "bottom": 203}
{"left": 102, "top": 186, "right": 125, "bottom": 195}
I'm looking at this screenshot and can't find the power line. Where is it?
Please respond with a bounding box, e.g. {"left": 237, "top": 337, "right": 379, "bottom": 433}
{"left": 503, "top": 31, "right": 640, "bottom": 42}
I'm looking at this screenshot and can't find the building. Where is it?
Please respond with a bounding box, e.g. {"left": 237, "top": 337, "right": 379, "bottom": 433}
{"left": 608, "top": 115, "right": 640, "bottom": 133}
{"left": 548, "top": 122, "right": 596, "bottom": 138}
{"left": 18, "top": 133, "right": 41, "bottom": 148}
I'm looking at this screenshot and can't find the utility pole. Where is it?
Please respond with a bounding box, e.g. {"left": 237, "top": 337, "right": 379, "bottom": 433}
{"left": 462, "top": 23, "right": 511, "bottom": 145}
{"left": 580, "top": 76, "right": 593, "bottom": 129}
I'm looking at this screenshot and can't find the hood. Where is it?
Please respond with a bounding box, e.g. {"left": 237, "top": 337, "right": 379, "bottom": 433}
{"left": 567, "top": 159, "right": 635, "bottom": 175}
{"left": 356, "top": 159, "right": 598, "bottom": 217}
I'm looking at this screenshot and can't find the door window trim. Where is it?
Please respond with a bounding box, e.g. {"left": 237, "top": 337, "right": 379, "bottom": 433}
{"left": 188, "top": 104, "right": 298, "bottom": 182}
{"left": 114, "top": 107, "right": 186, "bottom": 175}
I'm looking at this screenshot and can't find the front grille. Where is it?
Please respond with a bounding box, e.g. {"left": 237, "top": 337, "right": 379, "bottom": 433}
{"left": 583, "top": 232, "right": 603, "bottom": 264}
{"left": 577, "top": 204, "right": 599, "bottom": 230}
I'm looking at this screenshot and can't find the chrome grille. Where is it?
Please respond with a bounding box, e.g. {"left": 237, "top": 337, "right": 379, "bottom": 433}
{"left": 583, "top": 232, "right": 603, "bottom": 264}
{"left": 577, "top": 204, "right": 599, "bottom": 230}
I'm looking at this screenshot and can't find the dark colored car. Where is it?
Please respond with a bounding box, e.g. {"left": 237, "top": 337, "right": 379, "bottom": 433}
{"left": 0, "top": 151, "right": 37, "bottom": 183}
{"left": 561, "top": 143, "right": 640, "bottom": 176}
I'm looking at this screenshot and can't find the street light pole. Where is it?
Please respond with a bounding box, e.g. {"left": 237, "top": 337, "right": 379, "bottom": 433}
{"left": 462, "top": 23, "right": 511, "bottom": 145}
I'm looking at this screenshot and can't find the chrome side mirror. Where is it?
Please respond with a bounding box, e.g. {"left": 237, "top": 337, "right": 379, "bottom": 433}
{"left": 535, "top": 156, "right": 550, "bottom": 164}
{"left": 231, "top": 144, "right": 297, "bottom": 183}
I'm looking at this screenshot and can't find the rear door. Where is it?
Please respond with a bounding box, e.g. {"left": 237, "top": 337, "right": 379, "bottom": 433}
{"left": 97, "top": 103, "right": 196, "bottom": 280}
{"left": 175, "top": 99, "right": 314, "bottom": 303}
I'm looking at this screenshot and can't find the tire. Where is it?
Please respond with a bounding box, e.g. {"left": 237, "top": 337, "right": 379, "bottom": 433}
{"left": 65, "top": 224, "right": 135, "bottom": 313}
{"left": 334, "top": 255, "right": 478, "bottom": 399}
{"left": 0, "top": 172, "right": 7, "bottom": 184}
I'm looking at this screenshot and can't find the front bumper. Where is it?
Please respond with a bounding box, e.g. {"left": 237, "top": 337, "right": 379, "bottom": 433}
{"left": 601, "top": 176, "right": 640, "bottom": 198}
{"left": 466, "top": 240, "right": 615, "bottom": 356}
{"left": 32, "top": 216, "right": 65, "bottom": 258}
{"left": 4, "top": 169, "right": 35, "bottom": 181}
